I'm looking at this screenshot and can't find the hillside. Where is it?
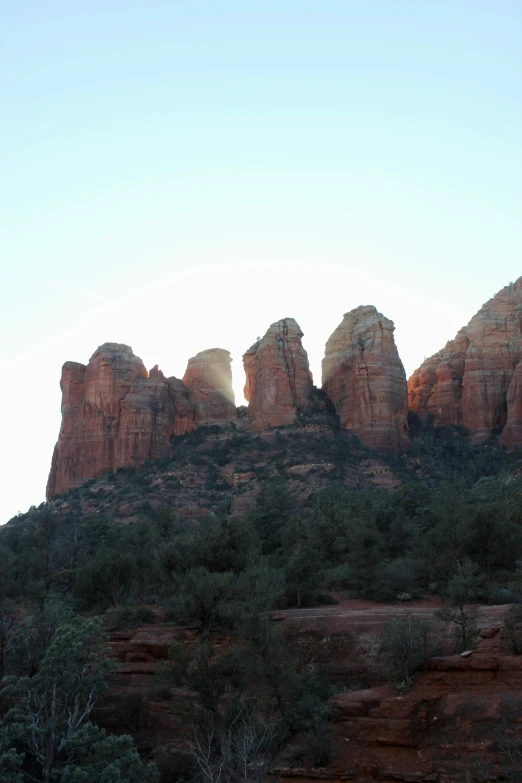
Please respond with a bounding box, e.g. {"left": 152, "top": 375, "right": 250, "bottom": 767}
{"left": 5, "top": 276, "right": 522, "bottom": 781}
{"left": 4, "top": 411, "right": 522, "bottom": 605}
{"left": 4, "top": 411, "right": 522, "bottom": 781}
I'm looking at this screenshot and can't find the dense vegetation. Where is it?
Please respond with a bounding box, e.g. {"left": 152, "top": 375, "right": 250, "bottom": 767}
{"left": 3, "top": 424, "right": 522, "bottom": 608}
{"left": 2, "top": 420, "right": 522, "bottom": 779}
{"left": 0, "top": 599, "right": 160, "bottom": 781}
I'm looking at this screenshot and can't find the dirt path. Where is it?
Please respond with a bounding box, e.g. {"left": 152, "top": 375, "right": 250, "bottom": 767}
{"left": 282, "top": 597, "right": 508, "bottom": 629}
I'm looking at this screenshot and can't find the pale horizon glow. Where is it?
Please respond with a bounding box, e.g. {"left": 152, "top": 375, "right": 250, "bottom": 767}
{"left": 1, "top": 1, "right": 521, "bottom": 522}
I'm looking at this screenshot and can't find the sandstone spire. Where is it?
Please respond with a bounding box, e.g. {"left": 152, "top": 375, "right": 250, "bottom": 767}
{"left": 243, "top": 318, "right": 313, "bottom": 428}
{"left": 182, "top": 348, "right": 236, "bottom": 424}
{"left": 322, "top": 305, "right": 409, "bottom": 453}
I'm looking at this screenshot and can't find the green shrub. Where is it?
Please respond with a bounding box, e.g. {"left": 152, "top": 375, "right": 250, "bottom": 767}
{"left": 502, "top": 604, "right": 522, "bottom": 654}
{"left": 322, "top": 565, "right": 353, "bottom": 590}
{"left": 104, "top": 605, "right": 155, "bottom": 630}
{"left": 379, "top": 613, "right": 439, "bottom": 689}
{"left": 382, "top": 558, "right": 422, "bottom": 597}
{"left": 435, "top": 559, "right": 484, "bottom": 652}
{"left": 147, "top": 684, "right": 173, "bottom": 702}
{"left": 487, "top": 586, "right": 518, "bottom": 605}
{"left": 315, "top": 591, "right": 339, "bottom": 605}
{"left": 363, "top": 582, "right": 396, "bottom": 602}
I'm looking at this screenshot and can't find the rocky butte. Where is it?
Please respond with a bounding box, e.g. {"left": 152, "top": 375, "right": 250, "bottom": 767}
{"left": 243, "top": 318, "right": 313, "bottom": 428}
{"left": 46, "top": 343, "right": 235, "bottom": 498}
{"left": 46, "top": 278, "right": 522, "bottom": 500}
{"left": 322, "top": 305, "right": 409, "bottom": 453}
{"left": 46, "top": 312, "right": 412, "bottom": 498}
{"left": 408, "top": 276, "right": 522, "bottom": 446}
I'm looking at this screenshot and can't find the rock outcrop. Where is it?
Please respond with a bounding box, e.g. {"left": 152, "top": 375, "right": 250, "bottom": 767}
{"left": 47, "top": 344, "right": 148, "bottom": 497}
{"left": 101, "top": 609, "right": 515, "bottom": 782}
{"left": 324, "top": 626, "right": 521, "bottom": 783}
{"left": 182, "top": 349, "right": 236, "bottom": 424}
{"left": 322, "top": 306, "right": 409, "bottom": 452}
{"left": 502, "top": 361, "right": 522, "bottom": 448}
{"left": 47, "top": 343, "right": 235, "bottom": 498}
{"left": 243, "top": 318, "right": 313, "bottom": 428}
{"left": 408, "top": 277, "right": 522, "bottom": 445}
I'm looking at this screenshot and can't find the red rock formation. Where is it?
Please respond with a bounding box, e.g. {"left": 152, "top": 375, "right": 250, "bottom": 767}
{"left": 115, "top": 373, "right": 196, "bottom": 469}
{"left": 101, "top": 611, "right": 517, "bottom": 782}
{"left": 323, "top": 627, "right": 521, "bottom": 783}
{"left": 182, "top": 348, "right": 236, "bottom": 424}
{"left": 409, "top": 277, "right": 522, "bottom": 445}
{"left": 46, "top": 343, "right": 197, "bottom": 498}
{"left": 502, "top": 362, "right": 522, "bottom": 448}
{"left": 47, "top": 342, "right": 240, "bottom": 498}
{"left": 322, "top": 306, "right": 409, "bottom": 453}
{"left": 407, "top": 335, "right": 469, "bottom": 428}
{"left": 243, "top": 318, "right": 313, "bottom": 428}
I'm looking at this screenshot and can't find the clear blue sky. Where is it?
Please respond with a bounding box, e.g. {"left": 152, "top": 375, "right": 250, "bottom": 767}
{"left": 1, "top": 1, "right": 521, "bottom": 522}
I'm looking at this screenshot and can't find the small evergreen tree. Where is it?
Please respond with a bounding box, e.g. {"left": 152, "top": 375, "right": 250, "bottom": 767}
{"left": 1, "top": 614, "right": 158, "bottom": 782}
{"left": 0, "top": 725, "right": 24, "bottom": 783}
{"left": 3, "top": 616, "right": 113, "bottom": 782}
{"left": 379, "top": 613, "right": 436, "bottom": 689}
{"left": 435, "top": 558, "right": 484, "bottom": 651}
{"left": 179, "top": 567, "right": 233, "bottom": 638}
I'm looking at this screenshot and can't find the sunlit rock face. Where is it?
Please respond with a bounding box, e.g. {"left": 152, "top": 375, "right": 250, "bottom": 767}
{"left": 243, "top": 318, "right": 313, "bottom": 428}
{"left": 46, "top": 343, "right": 197, "bottom": 498}
{"left": 182, "top": 348, "right": 236, "bottom": 424}
{"left": 322, "top": 306, "right": 409, "bottom": 453}
{"left": 407, "top": 336, "right": 469, "bottom": 428}
{"left": 408, "top": 277, "right": 522, "bottom": 446}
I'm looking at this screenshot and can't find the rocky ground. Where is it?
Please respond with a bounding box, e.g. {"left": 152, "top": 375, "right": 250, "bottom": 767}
{"left": 94, "top": 600, "right": 514, "bottom": 783}
{"left": 45, "top": 421, "right": 400, "bottom": 527}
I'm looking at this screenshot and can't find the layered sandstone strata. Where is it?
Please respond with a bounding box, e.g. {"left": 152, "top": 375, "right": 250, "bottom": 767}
{"left": 322, "top": 305, "right": 409, "bottom": 453}
{"left": 243, "top": 318, "right": 313, "bottom": 428}
{"left": 182, "top": 349, "right": 236, "bottom": 424}
{"left": 47, "top": 342, "right": 235, "bottom": 498}
{"left": 408, "top": 277, "right": 522, "bottom": 445}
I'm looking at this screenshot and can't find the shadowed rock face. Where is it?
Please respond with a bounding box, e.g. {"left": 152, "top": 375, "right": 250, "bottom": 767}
{"left": 322, "top": 306, "right": 409, "bottom": 453}
{"left": 407, "top": 335, "right": 470, "bottom": 428}
{"left": 182, "top": 349, "right": 236, "bottom": 424}
{"left": 243, "top": 318, "right": 313, "bottom": 428}
{"left": 502, "top": 361, "right": 522, "bottom": 448}
{"left": 115, "top": 373, "right": 196, "bottom": 468}
{"left": 408, "top": 277, "right": 522, "bottom": 445}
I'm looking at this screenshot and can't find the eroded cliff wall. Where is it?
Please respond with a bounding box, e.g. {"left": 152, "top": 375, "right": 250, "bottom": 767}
{"left": 408, "top": 277, "right": 522, "bottom": 445}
